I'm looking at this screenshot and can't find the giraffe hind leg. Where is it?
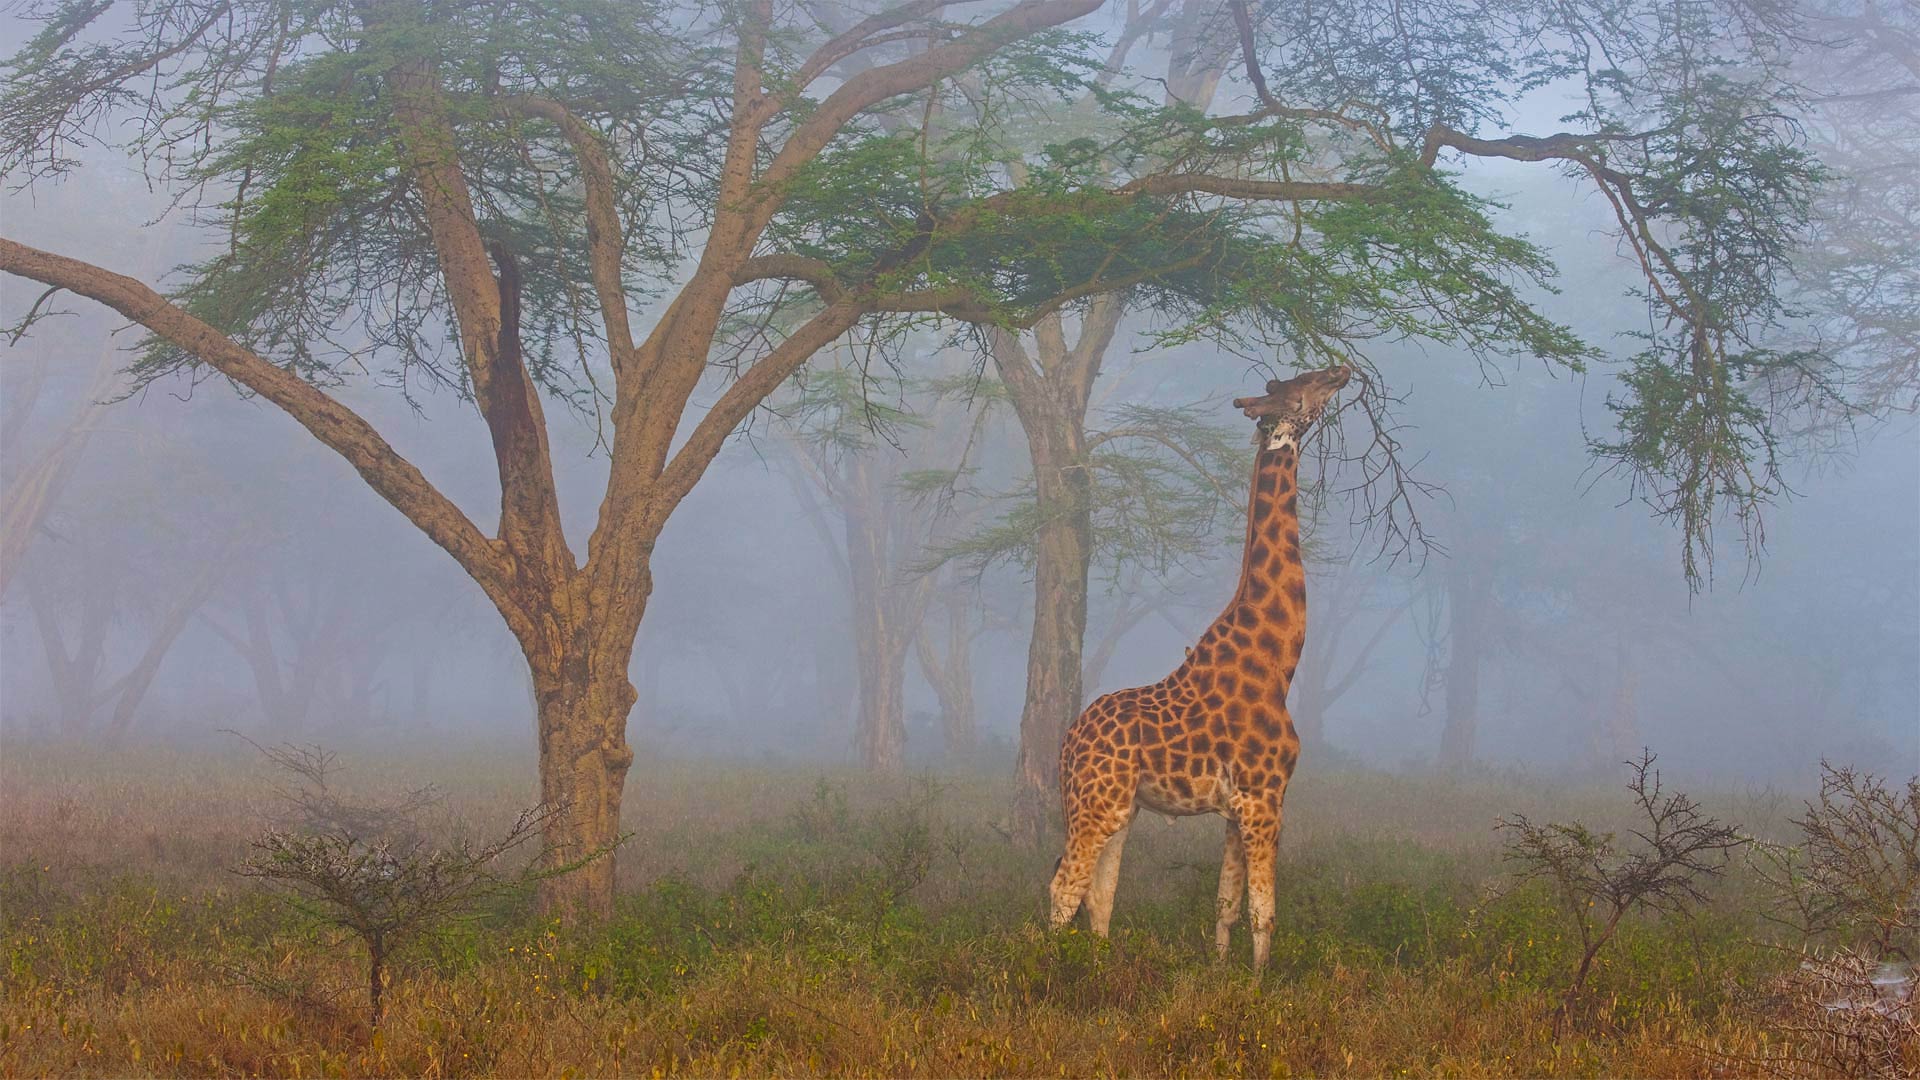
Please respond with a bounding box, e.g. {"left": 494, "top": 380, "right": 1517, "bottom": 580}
{"left": 1049, "top": 798, "right": 1132, "bottom": 930}
{"left": 1214, "top": 819, "right": 1247, "bottom": 959}
{"left": 1085, "top": 813, "right": 1135, "bottom": 936}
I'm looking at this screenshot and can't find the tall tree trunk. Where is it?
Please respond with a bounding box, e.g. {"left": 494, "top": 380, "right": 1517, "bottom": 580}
{"left": 1010, "top": 440, "right": 1094, "bottom": 841}
{"left": 1438, "top": 560, "right": 1490, "bottom": 770}
{"left": 854, "top": 625, "right": 911, "bottom": 771}
{"left": 993, "top": 0, "right": 1228, "bottom": 838}
{"left": 993, "top": 310, "right": 1107, "bottom": 842}
{"left": 839, "top": 457, "right": 933, "bottom": 772}
{"left": 528, "top": 628, "right": 639, "bottom": 920}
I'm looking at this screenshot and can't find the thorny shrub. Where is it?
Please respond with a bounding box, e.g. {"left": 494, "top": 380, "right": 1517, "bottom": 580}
{"left": 1496, "top": 749, "right": 1745, "bottom": 1009}
{"left": 1747, "top": 763, "right": 1919, "bottom": 1078}
{"left": 233, "top": 738, "right": 569, "bottom": 1027}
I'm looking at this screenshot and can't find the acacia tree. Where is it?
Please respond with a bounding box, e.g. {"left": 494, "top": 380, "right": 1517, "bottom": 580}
{"left": 8, "top": 366, "right": 237, "bottom": 741}
{"left": 203, "top": 562, "right": 391, "bottom": 734}
{"left": 22, "top": 529, "right": 228, "bottom": 740}
{"left": 976, "top": 0, "right": 1247, "bottom": 839}
{"left": 0, "top": 0, "right": 1361, "bottom": 914}
{"left": 936, "top": 379, "right": 1256, "bottom": 831}
{"left": 913, "top": 573, "right": 993, "bottom": 754}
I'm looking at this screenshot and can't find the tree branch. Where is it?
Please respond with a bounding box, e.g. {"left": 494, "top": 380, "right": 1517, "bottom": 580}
{"left": 1117, "top": 174, "right": 1375, "bottom": 202}
{"left": 382, "top": 51, "right": 568, "bottom": 578}
{"left": 494, "top": 95, "right": 639, "bottom": 374}
{"left": 788, "top": 0, "right": 992, "bottom": 93}
{"left": 0, "top": 237, "right": 519, "bottom": 623}
{"left": 656, "top": 299, "right": 870, "bottom": 506}
{"left": 747, "top": 0, "right": 1107, "bottom": 237}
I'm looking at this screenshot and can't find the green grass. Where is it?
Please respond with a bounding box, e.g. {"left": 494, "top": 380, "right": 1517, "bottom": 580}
{"left": 0, "top": 740, "right": 1822, "bottom": 1076}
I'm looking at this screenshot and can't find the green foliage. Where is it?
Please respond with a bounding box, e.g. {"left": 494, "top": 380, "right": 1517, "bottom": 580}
{"left": 0, "top": 0, "right": 1885, "bottom": 590}
{"left": 3, "top": 0, "right": 701, "bottom": 403}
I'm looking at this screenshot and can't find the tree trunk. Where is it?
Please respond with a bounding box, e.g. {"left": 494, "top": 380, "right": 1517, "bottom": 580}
{"left": 854, "top": 626, "right": 911, "bottom": 771}
{"left": 529, "top": 641, "right": 638, "bottom": 921}
{"left": 27, "top": 572, "right": 111, "bottom": 734}
{"left": 916, "top": 592, "right": 977, "bottom": 756}
{"left": 992, "top": 311, "right": 1107, "bottom": 844}
{"left": 103, "top": 558, "right": 224, "bottom": 744}
{"left": 840, "top": 458, "right": 928, "bottom": 772}
{"left": 1010, "top": 446, "right": 1094, "bottom": 841}
{"left": 1439, "top": 560, "right": 1490, "bottom": 770}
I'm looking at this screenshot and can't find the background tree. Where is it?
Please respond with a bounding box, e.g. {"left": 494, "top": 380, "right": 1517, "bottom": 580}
{"left": 1790, "top": 0, "right": 1918, "bottom": 413}
{"left": 774, "top": 358, "right": 998, "bottom": 770}
{"left": 1285, "top": 551, "right": 1415, "bottom": 749}
{"left": 976, "top": 0, "right": 1246, "bottom": 840}
{"left": 952, "top": 0, "right": 1868, "bottom": 828}
{"left": 7, "top": 367, "right": 236, "bottom": 742}
{"left": 933, "top": 378, "right": 1253, "bottom": 833}
{"left": 1, "top": 220, "right": 181, "bottom": 599}
{"left": 912, "top": 572, "right": 999, "bottom": 756}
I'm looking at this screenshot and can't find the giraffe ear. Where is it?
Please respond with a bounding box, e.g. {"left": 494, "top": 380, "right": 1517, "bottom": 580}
{"left": 1266, "top": 379, "right": 1284, "bottom": 395}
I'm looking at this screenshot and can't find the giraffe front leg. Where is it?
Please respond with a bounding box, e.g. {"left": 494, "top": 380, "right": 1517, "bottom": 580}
{"left": 1214, "top": 820, "right": 1246, "bottom": 959}
{"left": 1086, "top": 813, "right": 1135, "bottom": 936}
{"left": 1231, "top": 791, "right": 1285, "bottom": 970}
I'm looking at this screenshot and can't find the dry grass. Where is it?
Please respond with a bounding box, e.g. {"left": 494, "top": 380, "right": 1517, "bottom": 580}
{"left": 0, "top": 739, "right": 1849, "bottom": 1077}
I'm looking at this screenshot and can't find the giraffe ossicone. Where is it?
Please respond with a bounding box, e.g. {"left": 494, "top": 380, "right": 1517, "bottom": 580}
{"left": 1046, "top": 365, "right": 1352, "bottom": 969}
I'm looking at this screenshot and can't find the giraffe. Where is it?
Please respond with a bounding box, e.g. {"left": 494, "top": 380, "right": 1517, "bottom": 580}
{"left": 1046, "top": 365, "right": 1352, "bottom": 968}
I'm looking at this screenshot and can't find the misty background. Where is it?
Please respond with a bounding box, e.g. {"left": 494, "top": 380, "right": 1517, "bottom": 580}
{"left": 2, "top": 13, "right": 1916, "bottom": 788}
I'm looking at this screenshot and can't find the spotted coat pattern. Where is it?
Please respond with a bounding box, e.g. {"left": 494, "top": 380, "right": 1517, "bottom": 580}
{"left": 1046, "top": 368, "right": 1347, "bottom": 968}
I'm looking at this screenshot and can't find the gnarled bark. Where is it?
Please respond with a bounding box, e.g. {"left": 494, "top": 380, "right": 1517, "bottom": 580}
{"left": 528, "top": 624, "right": 640, "bottom": 918}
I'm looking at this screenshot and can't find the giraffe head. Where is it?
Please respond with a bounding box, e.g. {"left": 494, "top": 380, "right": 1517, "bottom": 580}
{"left": 1232, "top": 366, "right": 1352, "bottom": 451}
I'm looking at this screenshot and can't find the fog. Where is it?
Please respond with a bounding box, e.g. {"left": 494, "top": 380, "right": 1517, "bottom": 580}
{"left": 3, "top": 9, "right": 1916, "bottom": 791}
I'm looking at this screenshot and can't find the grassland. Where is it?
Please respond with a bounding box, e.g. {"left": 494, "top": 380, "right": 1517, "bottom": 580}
{"left": 0, "top": 739, "right": 1845, "bottom": 1077}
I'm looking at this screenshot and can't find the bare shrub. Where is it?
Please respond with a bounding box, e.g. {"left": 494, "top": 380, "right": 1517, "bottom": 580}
{"left": 233, "top": 738, "right": 569, "bottom": 1027}
{"left": 1497, "top": 749, "right": 1745, "bottom": 1006}
{"left": 1753, "top": 763, "right": 1919, "bottom": 958}
{"left": 1747, "top": 763, "right": 1918, "bottom": 1078}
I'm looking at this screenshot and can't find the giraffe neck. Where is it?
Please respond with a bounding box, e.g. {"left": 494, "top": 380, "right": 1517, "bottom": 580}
{"left": 1175, "top": 443, "right": 1308, "bottom": 698}
{"left": 1236, "top": 443, "right": 1305, "bottom": 614}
